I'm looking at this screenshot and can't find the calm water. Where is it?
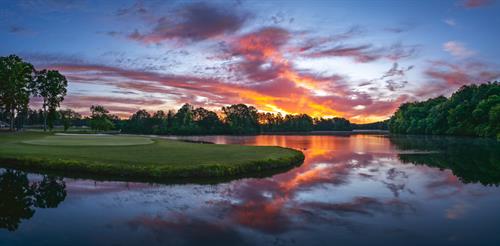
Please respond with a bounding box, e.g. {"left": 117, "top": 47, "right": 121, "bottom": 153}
{"left": 1, "top": 134, "right": 500, "bottom": 246}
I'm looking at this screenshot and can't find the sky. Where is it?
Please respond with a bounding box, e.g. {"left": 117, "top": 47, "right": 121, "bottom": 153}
{"left": 1, "top": 0, "right": 500, "bottom": 123}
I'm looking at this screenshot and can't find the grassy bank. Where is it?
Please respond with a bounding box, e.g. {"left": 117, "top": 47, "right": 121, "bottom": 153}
{"left": 0, "top": 132, "right": 304, "bottom": 180}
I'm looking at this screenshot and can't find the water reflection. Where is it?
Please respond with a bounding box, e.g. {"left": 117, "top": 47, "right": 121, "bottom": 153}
{"left": 1, "top": 135, "right": 500, "bottom": 245}
{"left": 0, "top": 170, "right": 66, "bottom": 231}
{"left": 390, "top": 135, "right": 500, "bottom": 185}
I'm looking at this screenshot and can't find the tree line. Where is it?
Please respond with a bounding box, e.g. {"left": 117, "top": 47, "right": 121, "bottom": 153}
{"left": 389, "top": 82, "right": 500, "bottom": 138}
{"left": 120, "top": 103, "right": 378, "bottom": 135}
{"left": 4, "top": 102, "right": 375, "bottom": 134}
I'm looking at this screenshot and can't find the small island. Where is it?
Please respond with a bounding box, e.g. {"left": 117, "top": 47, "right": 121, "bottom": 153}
{"left": 0, "top": 132, "right": 304, "bottom": 180}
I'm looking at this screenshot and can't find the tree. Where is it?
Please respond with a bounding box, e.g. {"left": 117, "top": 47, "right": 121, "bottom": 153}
{"left": 174, "top": 103, "right": 197, "bottom": 134}
{"left": 282, "top": 114, "right": 313, "bottom": 132}
{"left": 34, "top": 70, "right": 68, "bottom": 131}
{"left": 314, "top": 117, "right": 353, "bottom": 131}
{"left": 126, "top": 109, "right": 152, "bottom": 133}
{"left": 166, "top": 110, "right": 176, "bottom": 130}
{"left": 0, "top": 105, "right": 7, "bottom": 123}
{"left": 59, "top": 109, "right": 81, "bottom": 131}
{"left": 0, "top": 55, "right": 35, "bottom": 131}
{"left": 258, "top": 112, "right": 285, "bottom": 132}
{"left": 193, "top": 107, "right": 223, "bottom": 133}
{"left": 490, "top": 104, "right": 500, "bottom": 139}
{"left": 151, "top": 110, "right": 168, "bottom": 134}
{"left": 222, "top": 104, "right": 259, "bottom": 134}
{"left": 89, "top": 105, "right": 114, "bottom": 132}
{"left": 389, "top": 82, "right": 500, "bottom": 138}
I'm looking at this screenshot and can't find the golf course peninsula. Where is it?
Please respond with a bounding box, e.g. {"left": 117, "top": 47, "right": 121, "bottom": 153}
{"left": 0, "top": 132, "right": 304, "bottom": 181}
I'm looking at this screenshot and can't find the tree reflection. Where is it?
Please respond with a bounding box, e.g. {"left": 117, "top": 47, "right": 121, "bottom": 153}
{"left": 0, "top": 169, "right": 66, "bottom": 231}
{"left": 34, "top": 176, "right": 67, "bottom": 208}
{"left": 0, "top": 170, "right": 35, "bottom": 231}
{"left": 390, "top": 135, "right": 500, "bottom": 185}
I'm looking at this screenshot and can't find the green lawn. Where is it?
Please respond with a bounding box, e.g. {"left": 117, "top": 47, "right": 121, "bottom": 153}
{"left": 23, "top": 134, "right": 154, "bottom": 146}
{"left": 0, "top": 132, "right": 304, "bottom": 180}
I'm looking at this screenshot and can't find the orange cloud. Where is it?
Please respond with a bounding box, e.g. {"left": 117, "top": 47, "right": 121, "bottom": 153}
{"left": 45, "top": 24, "right": 420, "bottom": 123}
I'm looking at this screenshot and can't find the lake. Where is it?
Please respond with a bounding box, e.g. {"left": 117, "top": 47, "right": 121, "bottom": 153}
{"left": 1, "top": 134, "right": 500, "bottom": 246}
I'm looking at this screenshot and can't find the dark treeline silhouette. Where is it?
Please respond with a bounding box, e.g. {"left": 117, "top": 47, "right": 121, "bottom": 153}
{"left": 6, "top": 108, "right": 86, "bottom": 131}
{"left": 120, "top": 103, "right": 368, "bottom": 135}
{"left": 389, "top": 82, "right": 500, "bottom": 138}
{"left": 353, "top": 120, "right": 389, "bottom": 130}
{"left": 3, "top": 102, "right": 388, "bottom": 135}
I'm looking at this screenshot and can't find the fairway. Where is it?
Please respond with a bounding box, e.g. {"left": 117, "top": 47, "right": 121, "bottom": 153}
{"left": 23, "top": 134, "right": 154, "bottom": 146}
{"left": 0, "top": 132, "right": 304, "bottom": 180}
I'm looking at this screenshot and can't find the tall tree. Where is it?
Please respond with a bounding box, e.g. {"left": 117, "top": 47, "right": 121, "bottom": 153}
{"left": 34, "top": 70, "right": 68, "bottom": 131}
{"left": 193, "top": 107, "right": 223, "bottom": 133}
{"left": 222, "top": 104, "right": 259, "bottom": 134}
{"left": 0, "top": 55, "right": 35, "bottom": 131}
{"left": 59, "top": 109, "right": 81, "bottom": 131}
{"left": 89, "top": 105, "right": 114, "bottom": 132}
{"left": 174, "top": 103, "right": 197, "bottom": 134}
{"left": 151, "top": 110, "right": 168, "bottom": 134}
{"left": 127, "top": 109, "right": 151, "bottom": 133}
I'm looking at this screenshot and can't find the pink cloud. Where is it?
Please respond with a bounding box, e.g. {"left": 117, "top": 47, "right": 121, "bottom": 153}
{"left": 415, "top": 60, "right": 500, "bottom": 97}
{"left": 443, "top": 41, "right": 476, "bottom": 58}
{"left": 460, "top": 0, "right": 494, "bottom": 8}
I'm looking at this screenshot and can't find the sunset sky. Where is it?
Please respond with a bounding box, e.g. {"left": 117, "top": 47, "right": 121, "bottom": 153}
{"left": 1, "top": 0, "right": 499, "bottom": 123}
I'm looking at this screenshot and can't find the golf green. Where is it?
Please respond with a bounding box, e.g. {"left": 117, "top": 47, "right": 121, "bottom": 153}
{"left": 23, "top": 134, "right": 154, "bottom": 146}
{"left": 0, "top": 132, "right": 304, "bottom": 180}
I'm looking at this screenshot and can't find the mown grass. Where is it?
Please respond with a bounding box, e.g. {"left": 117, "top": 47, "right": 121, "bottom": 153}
{"left": 0, "top": 132, "right": 304, "bottom": 180}
{"left": 23, "top": 134, "right": 154, "bottom": 146}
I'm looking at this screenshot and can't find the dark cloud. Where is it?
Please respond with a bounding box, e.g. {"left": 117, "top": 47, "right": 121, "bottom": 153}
{"left": 382, "top": 63, "right": 413, "bottom": 79}
{"left": 383, "top": 23, "right": 415, "bottom": 34}
{"left": 128, "top": 215, "right": 247, "bottom": 246}
{"left": 129, "top": 2, "right": 249, "bottom": 43}
{"left": 366, "top": 63, "right": 413, "bottom": 92}
{"left": 386, "top": 80, "right": 408, "bottom": 92}
{"left": 101, "top": 31, "right": 122, "bottom": 37}
{"left": 380, "top": 63, "right": 413, "bottom": 91}
{"left": 116, "top": 0, "right": 148, "bottom": 16}
{"left": 269, "top": 11, "right": 294, "bottom": 25}
{"left": 8, "top": 25, "right": 28, "bottom": 33}
{"left": 385, "top": 42, "right": 420, "bottom": 61}
{"left": 305, "top": 44, "right": 380, "bottom": 63}
{"left": 303, "top": 42, "right": 419, "bottom": 63}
